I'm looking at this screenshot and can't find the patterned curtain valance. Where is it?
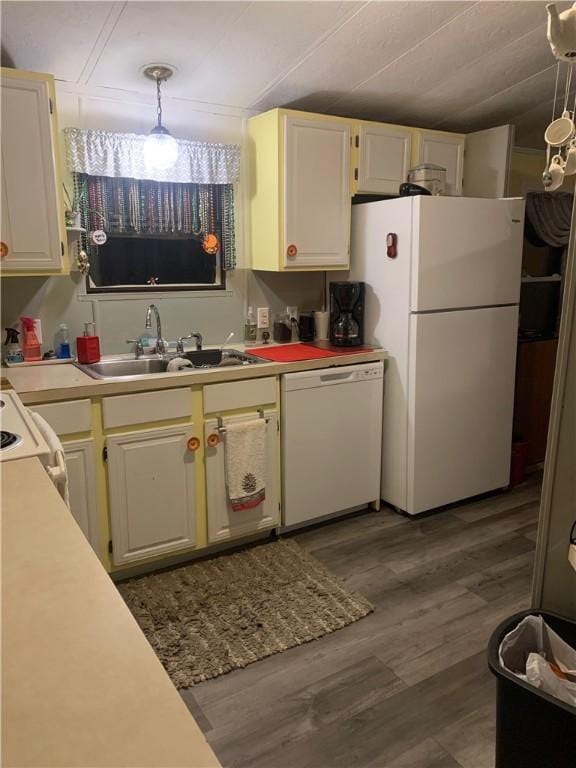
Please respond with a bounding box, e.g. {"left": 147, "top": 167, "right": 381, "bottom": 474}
{"left": 64, "top": 127, "right": 240, "bottom": 185}
{"left": 526, "top": 191, "right": 574, "bottom": 248}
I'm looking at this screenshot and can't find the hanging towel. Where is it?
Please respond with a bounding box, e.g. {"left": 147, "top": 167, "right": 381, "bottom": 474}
{"left": 28, "top": 411, "right": 70, "bottom": 508}
{"left": 224, "top": 418, "right": 266, "bottom": 511}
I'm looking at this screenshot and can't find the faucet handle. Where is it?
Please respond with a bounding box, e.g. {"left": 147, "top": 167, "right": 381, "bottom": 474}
{"left": 126, "top": 339, "right": 144, "bottom": 358}
{"left": 176, "top": 335, "right": 192, "bottom": 354}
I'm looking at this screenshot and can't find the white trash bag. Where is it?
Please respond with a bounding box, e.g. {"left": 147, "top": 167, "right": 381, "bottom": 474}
{"left": 499, "top": 615, "right": 576, "bottom": 707}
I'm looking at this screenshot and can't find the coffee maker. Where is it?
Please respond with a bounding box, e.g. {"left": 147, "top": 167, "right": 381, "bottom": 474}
{"left": 329, "top": 281, "right": 365, "bottom": 346}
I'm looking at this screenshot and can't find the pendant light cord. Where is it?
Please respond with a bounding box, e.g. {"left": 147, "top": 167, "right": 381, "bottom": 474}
{"left": 156, "top": 76, "right": 163, "bottom": 129}
{"left": 553, "top": 62, "right": 560, "bottom": 122}
{"left": 564, "top": 63, "right": 573, "bottom": 114}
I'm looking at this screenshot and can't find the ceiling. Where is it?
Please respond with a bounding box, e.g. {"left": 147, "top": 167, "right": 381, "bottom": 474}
{"left": 0, "top": 1, "right": 568, "bottom": 148}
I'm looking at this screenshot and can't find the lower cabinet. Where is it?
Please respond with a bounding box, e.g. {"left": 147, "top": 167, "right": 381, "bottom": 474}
{"left": 204, "top": 410, "right": 280, "bottom": 544}
{"left": 107, "top": 424, "right": 199, "bottom": 566}
{"left": 63, "top": 439, "right": 100, "bottom": 555}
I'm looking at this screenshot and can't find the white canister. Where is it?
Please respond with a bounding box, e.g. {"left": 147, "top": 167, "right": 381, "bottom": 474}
{"left": 314, "top": 311, "right": 330, "bottom": 341}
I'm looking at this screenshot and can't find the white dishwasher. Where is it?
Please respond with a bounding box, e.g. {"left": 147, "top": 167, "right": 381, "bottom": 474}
{"left": 281, "top": 362, "right": 384, "bottom": 527}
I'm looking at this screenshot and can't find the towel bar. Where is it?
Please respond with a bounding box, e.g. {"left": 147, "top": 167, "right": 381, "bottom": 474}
{"left": 217, "top": 410, "right": 269, "bottom": 434}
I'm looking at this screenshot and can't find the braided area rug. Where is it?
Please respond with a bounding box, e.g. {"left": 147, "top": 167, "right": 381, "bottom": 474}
{"left": 118, "top": 539, "right": 374, "bottom": 688}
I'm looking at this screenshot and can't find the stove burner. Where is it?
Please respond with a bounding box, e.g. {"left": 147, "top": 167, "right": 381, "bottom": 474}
{"left": 1, "top": 430, "right": 22, "bottom": 451}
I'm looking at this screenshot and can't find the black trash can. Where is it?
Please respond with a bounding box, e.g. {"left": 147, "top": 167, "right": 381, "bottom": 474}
{"left": 488, "top": 609, "right": 576, "bottom": 768}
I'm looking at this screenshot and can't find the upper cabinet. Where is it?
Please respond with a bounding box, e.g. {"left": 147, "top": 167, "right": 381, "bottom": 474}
{"left": 462, "top": 125, "right": 514, "bottom": 199}
{"left": 414, "top": 129, "right": 465, "bottom": 196}
{"left": 354, "top": 121, "right": 412, "bottom": 195}
{"left": 0, "top": 68, "right": 67, "bottom": 275}
{"left": 248, "top": 109, "right": 351, "bottom": 271}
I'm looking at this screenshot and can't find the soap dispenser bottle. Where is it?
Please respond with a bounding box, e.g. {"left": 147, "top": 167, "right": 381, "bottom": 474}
{"left": 76, "top": 322, "right": 101, "bottom": 364}
{"left": 244, "top": 307, "right": 257, "bottom": 346}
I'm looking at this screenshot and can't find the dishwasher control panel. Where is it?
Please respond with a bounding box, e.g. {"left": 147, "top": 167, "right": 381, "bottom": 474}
{"left": 282, "top": 361, "right": 383, "bottom": 392}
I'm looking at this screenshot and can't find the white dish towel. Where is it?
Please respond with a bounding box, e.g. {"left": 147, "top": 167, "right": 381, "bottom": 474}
{"left": 28, "top": 410, "right": 70, "bottom": 508}
{"left": 224, "top": 418, "right": 266, "bottom": 511}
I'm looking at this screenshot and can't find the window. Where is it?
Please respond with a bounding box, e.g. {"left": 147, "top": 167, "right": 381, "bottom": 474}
{"left": 76, "top": 174, "right": 235, "bottom": 293}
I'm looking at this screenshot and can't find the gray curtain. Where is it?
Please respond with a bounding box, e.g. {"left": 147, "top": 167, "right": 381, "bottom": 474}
{"left": 526, "top": 192, "right": 574, "bottom": 248}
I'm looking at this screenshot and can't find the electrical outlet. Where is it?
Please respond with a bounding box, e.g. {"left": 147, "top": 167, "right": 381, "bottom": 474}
{"left": 257, "top": 307, "right": 270, "bottom": 329}
{"left": 286, "top": 306, "right": 298, "bottom": 321}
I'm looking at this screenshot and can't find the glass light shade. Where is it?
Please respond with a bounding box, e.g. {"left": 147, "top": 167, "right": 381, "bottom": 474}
{"left": 143, "top": 127, "right": 178, "bottom": 170}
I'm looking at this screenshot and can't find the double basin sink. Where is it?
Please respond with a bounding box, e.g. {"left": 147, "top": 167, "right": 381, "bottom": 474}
{"left": 75, "top": 349, "right": 265, "bottom": 380}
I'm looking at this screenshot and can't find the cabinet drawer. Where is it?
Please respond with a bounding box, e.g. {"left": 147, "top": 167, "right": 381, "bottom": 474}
{"left": 30, "top": 399, "right": 92, "bottom": 435}
{"left": 203, "top": 377, "right": 276, "bottom": 414}
{"left": 102, "top": 388, "right": 191, "bottom": 429}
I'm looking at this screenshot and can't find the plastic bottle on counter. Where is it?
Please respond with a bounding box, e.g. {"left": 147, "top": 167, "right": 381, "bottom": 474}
{"left": 20, "top": 317, "right": 41, "bottom": 361}
{"left": 3, "top": 327, "right": 23, "bottom": 363}
{"left": 56, "top": 323, "right": 72, "bottom": 359}
{"left": 244, "top": 306, "right": 257, "bottom": 346}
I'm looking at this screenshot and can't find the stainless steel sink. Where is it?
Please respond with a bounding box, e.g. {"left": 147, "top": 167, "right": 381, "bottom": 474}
{"left": 75, "top": 349, "right": 264, "bottom": 380}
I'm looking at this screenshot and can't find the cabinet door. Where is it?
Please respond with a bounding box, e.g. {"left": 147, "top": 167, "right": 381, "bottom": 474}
{"left": 205, "top": 411, "right": 279, "bottom": 544}
{"left": 283, "top": 115, "right": 351, "bottom": 268}
{"left": 417, "top": 130, "right": 465, "bottom": 196}
{"left": 1, "top": 72, "right": 63, "bottom": 271}
{"left": 356, "top": 122, "right": 412, "bottom": 195}
{"left": 463, "top": 125, "right": 514, "bottom": 198}
{"left": 63, "top": 439, "right": 100, "bottom": 557}
{"left": 107, "top": 425, "right": 198, "bottom": 566}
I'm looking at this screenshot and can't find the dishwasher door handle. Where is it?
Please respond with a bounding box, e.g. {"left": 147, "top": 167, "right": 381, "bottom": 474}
{"left": 319, "top": 371, "right": 355, "bottom": 382}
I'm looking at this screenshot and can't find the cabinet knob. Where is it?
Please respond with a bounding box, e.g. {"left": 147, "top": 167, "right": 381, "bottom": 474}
{"left": 187, "top": 436, "right": 200, "bottom": 452}
{"left": 207, "top": 433, "right": 220, "bottom": 448}
{"left": 286, "top": 244, "right": 298, "bottom": 258}
{"left": 0, "top": 242, "right": 9, "bottom": 259}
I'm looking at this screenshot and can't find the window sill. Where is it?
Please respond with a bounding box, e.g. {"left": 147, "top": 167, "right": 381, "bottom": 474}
{"left": 77, "top": 288, "right": 234, "bottom": 302}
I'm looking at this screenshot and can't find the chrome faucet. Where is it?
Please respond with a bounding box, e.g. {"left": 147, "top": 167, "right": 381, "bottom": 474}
{"left": 176, "top": 331, "right": 203, "bottom": 354}
{"left": 145, "top": 304, "right": 165, "bottom": 355}
{"left": 126, "top": 338, "right": 144, "bottom": 359}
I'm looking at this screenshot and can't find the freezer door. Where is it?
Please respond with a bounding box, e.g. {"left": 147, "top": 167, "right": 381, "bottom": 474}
{"left": 407, "top": 306, "right": 518, "bottom": 515}
{"left": 411, "top": 197, "right": 524, "bottom": 311}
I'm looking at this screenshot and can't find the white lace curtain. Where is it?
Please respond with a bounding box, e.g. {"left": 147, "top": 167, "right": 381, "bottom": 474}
{"left": 64, "top": 127, "right": 240, "bottom": 185}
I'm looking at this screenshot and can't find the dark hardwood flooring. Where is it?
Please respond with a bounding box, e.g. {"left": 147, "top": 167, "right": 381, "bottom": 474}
{"left": 181, "top": 475, "right": 541, "bottom": 768}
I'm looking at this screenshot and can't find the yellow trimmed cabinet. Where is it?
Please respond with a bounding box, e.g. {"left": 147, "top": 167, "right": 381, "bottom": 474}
{"left": 0, "top": 68, "right": 68, "bottom": 275}
{"left": 413, "top": 129, "right": 465, "bottom": 196}
{"left": 203, "top": 376, "right": 280, "bottom": 543}
{"left": 354, "top": 121, "right": 413, "bottom": 195}
{"left": 248, "top": 108, "right": 352, "bottom": 271}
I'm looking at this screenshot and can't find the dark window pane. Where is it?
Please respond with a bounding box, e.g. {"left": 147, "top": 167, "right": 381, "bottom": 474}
{"left": 87, "top": 234, "right": 221, "bottom": 291}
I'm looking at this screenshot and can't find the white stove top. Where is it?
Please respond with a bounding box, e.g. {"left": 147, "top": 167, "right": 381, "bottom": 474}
{"left": 0, "top": 390, "right": 49, "bottom": 462}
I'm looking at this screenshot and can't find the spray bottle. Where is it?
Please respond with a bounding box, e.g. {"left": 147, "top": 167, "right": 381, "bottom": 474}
{"left": 20, "top": 317, "right": 41, "bottom": 361}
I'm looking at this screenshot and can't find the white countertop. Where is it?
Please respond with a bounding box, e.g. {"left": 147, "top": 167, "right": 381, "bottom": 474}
{"left": 1, "top": 457, "right": 220, "bottom": 768}
{"left": 2, "top": 346, "right": 387, "bottom": 404}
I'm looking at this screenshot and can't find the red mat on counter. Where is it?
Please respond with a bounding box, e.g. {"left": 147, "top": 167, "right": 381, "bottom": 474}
{"left": 249, "top": 343, "right": 374, "bottom": 362}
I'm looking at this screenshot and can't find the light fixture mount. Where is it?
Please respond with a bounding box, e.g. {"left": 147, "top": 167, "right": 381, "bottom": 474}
{"left": 142, "top": 64, "right": 175, "bottom": 83}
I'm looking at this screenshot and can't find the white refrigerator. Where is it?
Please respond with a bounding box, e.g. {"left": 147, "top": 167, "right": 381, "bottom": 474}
{"left": 348, "top": 196, "right": 525, "bottom": 515}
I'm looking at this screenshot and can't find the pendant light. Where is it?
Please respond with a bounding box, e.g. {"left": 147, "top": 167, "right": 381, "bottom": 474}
{"left": 142, "top": 64, "right": 178, "bottom": 171}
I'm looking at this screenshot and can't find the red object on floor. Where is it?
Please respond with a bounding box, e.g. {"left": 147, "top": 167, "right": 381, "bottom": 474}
{"left": 249, "top": 343, "right": 374, "bottom": 362}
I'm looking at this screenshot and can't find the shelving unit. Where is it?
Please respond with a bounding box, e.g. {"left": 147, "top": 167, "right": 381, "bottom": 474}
{"left": 521, "top": 275, "right": 562, "bottom": 283}
{"left": 66, "top": 226, "right": 86, "bottom": 237}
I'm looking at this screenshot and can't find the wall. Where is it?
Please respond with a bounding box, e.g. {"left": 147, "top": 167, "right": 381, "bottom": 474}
{"left": 509, "top": 148, "right": 573, "bottom": 197}
{"left": 532, "top": 194, "right": 576, "bottom": 620}
{"left": 0, "top": 80, "right": 324, "bottom": 354}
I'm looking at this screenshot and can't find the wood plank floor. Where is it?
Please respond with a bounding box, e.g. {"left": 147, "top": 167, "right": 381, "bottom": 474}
{"left": 181, "top": 475, "right": 541, "bottom": 768}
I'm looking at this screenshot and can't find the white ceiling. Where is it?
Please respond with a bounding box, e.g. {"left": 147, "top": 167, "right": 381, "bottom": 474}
{"left": 0, "top": 1, "right": 568, "bottom": 148}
